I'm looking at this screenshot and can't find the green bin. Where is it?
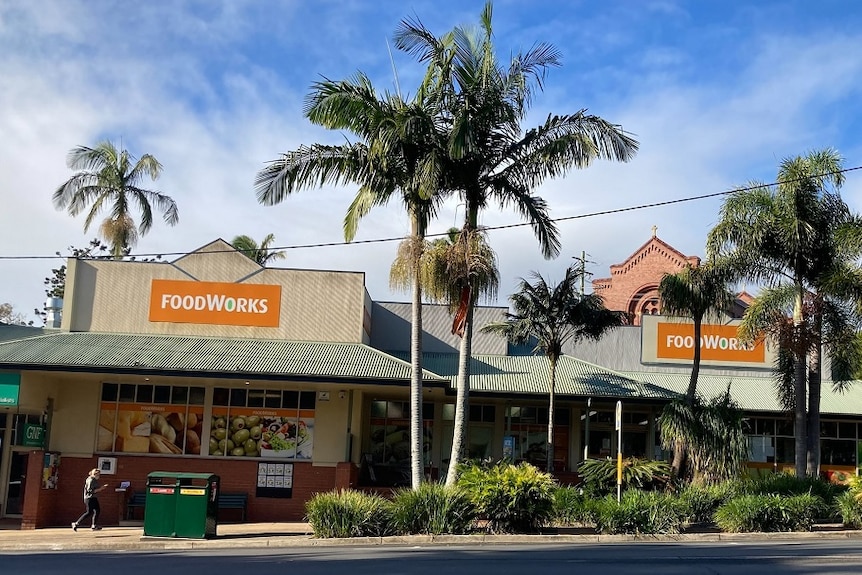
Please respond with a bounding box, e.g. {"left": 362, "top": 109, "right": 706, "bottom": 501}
{"left": 143, "top": 472, "right": 220, "bottom": 539}
{"left": 175, "top": 473, "right": 219, "bottom": 539}
{"left": 143, "top": 472, "right": 180, "bottom": 537}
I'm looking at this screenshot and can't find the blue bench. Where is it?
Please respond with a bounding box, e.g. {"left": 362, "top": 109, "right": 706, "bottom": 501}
{"left": 126, "top": 491, "right": 248, "bottom": 522}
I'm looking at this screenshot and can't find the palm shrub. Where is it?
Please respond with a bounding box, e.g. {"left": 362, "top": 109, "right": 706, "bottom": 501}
{"left": 592, "top": 490, "right": 685, "bottom": 535}
{"left": 305, "top": 489, "right": 394, "bottom": 538}
{"left": 714, "top": 493, "right": 827, "bottom": 532}
{"left": 457, "top": 460, "right": 556, "bottom": 533}
{"left": 390, "top": 482, "right": 476, "bottom": 535}
{"left": 577, "top": 457, "right": 670, "bottom": 496}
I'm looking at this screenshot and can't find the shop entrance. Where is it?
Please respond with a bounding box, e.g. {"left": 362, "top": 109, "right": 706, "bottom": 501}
{"left": 4, "top": 451, "right": 27, "bottom": 517}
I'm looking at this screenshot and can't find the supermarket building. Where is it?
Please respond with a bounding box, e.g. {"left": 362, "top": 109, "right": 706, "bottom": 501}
{"left": 1, "top": 234, "right": 861, "bottom": 528}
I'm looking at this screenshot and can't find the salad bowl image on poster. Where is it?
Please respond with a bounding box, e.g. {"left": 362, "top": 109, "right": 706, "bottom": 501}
{"left": 261, "top": 418, "right": 314, "bottom": 459}
{"left": 210, "top": 408, "right": 314, "bottom": 459}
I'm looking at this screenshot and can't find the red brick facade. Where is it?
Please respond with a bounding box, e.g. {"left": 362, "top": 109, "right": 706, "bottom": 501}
{"left": 592, "top": 231, "right": 701, "bottom": 325}
{"left": 22, "top": 450, "right": 359, "bottom": 528}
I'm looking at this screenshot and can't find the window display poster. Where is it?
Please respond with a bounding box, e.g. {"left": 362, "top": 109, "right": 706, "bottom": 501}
{"left": 42, "top": 452, "right": 60, "bottom": 489}
{"left": 98, "top": 403, "right": 204, "bottom": 455}
{"left": 256, "top": 461, "right": 294, "bottom": 498}
{"left": 210, "top": 408, "right": 314, "bottom": 459}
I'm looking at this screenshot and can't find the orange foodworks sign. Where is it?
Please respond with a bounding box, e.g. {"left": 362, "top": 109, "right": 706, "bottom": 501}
{"left": 149, "top": 279, "right": 281, "bottom": 327}
{"left": 656, "top": 322, "right": 765, "bottom": 363}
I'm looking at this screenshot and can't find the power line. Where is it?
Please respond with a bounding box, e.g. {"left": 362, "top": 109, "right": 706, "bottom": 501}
{"left": 2, "top": 165, "right": 860, "bottom": 262}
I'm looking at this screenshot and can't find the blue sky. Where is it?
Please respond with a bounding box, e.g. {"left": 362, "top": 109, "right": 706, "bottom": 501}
{"left": 2, "top": 1, "right": 862, "bottom": 323}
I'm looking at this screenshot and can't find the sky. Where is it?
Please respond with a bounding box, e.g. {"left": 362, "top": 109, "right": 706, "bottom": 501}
{"left": 2, "top": 0, "right": 862, "bottom": 324}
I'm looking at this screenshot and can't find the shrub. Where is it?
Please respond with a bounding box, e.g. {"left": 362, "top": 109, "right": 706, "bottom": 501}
{"left": 390, "top": 483, "right": 476, "bottom": 535}
{"left": 305, "top": 489, "right": 393, "bottom": 538}
{"left": 577, "top": 457, "right": 670, "bottom": 496}
{"left": 677, "top": 483, "right": 736, "bottom": 524}
{"left": 458, "top": 460, "right": 556, "bottom": 533}
{"left": 740, "top": 472, "right": 845, "bottom": 502}
{"left": 592, "top": 490, "right": 685, "bottom": 535}
{"left": 553, "top": 486, "right": 592, "bottom": 526}
{"left": 714, "top": 493, "right": 826, "bottom": 532}
{"left": 835, "top": 490, "right": 862, "bottom": 529}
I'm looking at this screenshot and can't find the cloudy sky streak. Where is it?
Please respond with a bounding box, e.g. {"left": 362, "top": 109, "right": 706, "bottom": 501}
{"left": 1, "top": 1, "right": 861, "bottom": 322}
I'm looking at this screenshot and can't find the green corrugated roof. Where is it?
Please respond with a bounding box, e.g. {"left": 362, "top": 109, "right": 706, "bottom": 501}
{"left": 395, "top": 352, "right": 680, "bottom": 400}
{"left": 0, "top": 331, "right": 448, "bottom": 383}
{"left": 623, "top": 371, "right": 862, "bottom": 416}
{"left": 0, "top": 323, "right": 45, "bottom": 343}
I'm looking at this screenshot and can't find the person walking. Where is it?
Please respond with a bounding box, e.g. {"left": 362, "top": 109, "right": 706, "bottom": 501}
{"left": 72, "top": 468, "right": 107, "bottom": 531}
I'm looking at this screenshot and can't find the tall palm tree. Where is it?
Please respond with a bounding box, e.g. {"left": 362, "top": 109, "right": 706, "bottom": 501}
{"left": 658, "top": 261, "right": 736, "bottom": 480}
{"left": 230, "top": 233, "right": 287, "bottom": 266}
{"left": 255, "top": 73, "right": 447, "bottom": 489}
{"left": 707, "top": 147, "right": 860, "bottom": 477}
{"left": 395, "top": 1, "right": 639, "bottom": 485}
{"left": 53, "top": 141, "right": 179, "bottom": 258}
{"left": 482, "top": 264, "right": 625, "bottom": 472}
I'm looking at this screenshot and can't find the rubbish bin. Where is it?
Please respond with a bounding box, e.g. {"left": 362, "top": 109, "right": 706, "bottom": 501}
{"left": 143, "top": 472, "right": 220, "bottom": 539}
{"left": 174, "top": 473, "right": 219, "bottom": 539}
{"left": 143, "top": 472, "right": 179, "bottom": 537}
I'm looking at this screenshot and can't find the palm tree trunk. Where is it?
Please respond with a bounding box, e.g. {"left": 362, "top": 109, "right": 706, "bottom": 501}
{"left": 546, "top": 357, "right": 557, "bottom": 473}
{"left": 686, "top": 318, "right": 703, "bottom": 404}
{"left": 793, "top": 288, "right": 807, "bottom": 478}
{"left": 445, "top": 302, "right": 474, "bottom": 487}
{"left": 806, "top": 315, "right": 823, "bottom": 478}
{"left": 410, "top": 261, "right": 424, "bottom": 489}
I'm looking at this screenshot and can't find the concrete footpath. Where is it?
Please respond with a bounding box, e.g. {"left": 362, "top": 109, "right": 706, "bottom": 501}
{"left": 2, "top": 522, "right": 862, "bottom": 552}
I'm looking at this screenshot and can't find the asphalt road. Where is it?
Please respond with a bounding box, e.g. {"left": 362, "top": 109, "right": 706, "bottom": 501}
{"left": 4, "top": 540, "right": 862, "bottom": 574}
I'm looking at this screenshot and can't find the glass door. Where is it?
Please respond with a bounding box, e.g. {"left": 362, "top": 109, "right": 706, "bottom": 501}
{"left": 4, "top": 451, "right": 27, "bottom": 516}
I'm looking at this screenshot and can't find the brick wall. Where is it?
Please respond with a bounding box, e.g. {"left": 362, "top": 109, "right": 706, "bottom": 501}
{"left": 23, "top": 453, "right": 345, "bottom": 528}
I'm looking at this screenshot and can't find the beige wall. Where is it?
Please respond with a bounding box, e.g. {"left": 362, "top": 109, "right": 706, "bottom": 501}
{"left": 62, "top": 240, "right": 369, "bottom": 343}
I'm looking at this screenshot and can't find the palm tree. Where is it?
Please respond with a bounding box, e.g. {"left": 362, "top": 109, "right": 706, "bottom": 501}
{"left": 659, "top": 391, "right": 748, "bottom": 486}
{"left": 707, "top": 147, "right": 860, "bottom": 477}
{"left": 230, "top": 233, "right": 287, "bottom": 266}
{"left": 658, "top": 261, "right": 736, "bottom": 480}
{"left": 53, "top": 141, "right": 178, "bottom": 258}
{"left": 482, "top": 264, "right": 625, "bottom": 472}
{"left": 395, "top": 1, "right": 639, "bottom": 485}
{"left": 255, "top": 73, "right": 447, "bottom": 489}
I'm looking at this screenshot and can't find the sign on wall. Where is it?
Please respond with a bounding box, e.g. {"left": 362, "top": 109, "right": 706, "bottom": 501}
{"left": 0, "top": 372, "right": 20, "bottom": 406}
{"left": 641, "top": 315, "right": 773, "bottom": 368}
{"left": 256, "top": 462, "right": 294, "bottom": 498}
{"left": 148, "top": 279, "right": 282, "bottom": 327}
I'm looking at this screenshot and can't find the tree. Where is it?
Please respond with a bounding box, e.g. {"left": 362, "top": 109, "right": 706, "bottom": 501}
{"left": 659, "top": 391, "right": 748, "bottom": 486}
{"left": 658, "top": 261, "right": 736, "bottom": 480}
{"left": 53, "top": 141, "right": 179, "bottom": 258}
{"left": 0, "top": 303, "right": 33, "bottom": 326}
{"left": 481, "top": 264, "right": 625, "bottom": 472}
{"left": 707, "top": 147, "right": 862, "bottom": 477}
{"left": 230, "top": 234, "right": 287, "bottom": 266}
{"left": 395, "top": 1, "right": 639, "bottom": 485}
{"left": 255, "top": 73, "right": 447, "bottom": 489}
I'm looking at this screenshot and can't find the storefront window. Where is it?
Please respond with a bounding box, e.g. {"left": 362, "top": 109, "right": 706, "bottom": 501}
{"left": 505, "top": 405, "right": 569, "bottom": 468}
{"left": 368, "top": 400, "right": 433, "bottom": 466}
{"left": 211, "top": 387, "right": 316, "bottom": 459}
{"left": 98, "top": 382, "right": 205, "bottom": 455}
{"left": 746, "top": 417, "right": 796, "bottom": 464}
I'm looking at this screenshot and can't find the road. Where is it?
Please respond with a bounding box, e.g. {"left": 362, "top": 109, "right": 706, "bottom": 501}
{"left": 4, "top": 540, "right": 862, "bottom": 574}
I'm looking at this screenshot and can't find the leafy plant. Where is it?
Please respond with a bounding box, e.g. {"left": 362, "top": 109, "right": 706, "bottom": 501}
{"left": 390, "top": 483, "right": 476, "bottom": 535}
{"left": 577, "top": 457, "right": 670, "bottom": 495}
{"left": 676, "top": 483, "right": 737, "bottom": 524}
{"left": 457, "top": 460, "right": 556, "bottom": 533}
{"left": 592, "top": 490, "right": 685, "bottom": 535}
{"left": 305, "top": 489, "right": 393, "bottom": 538}
{"left": 714, "top": 493, "right": 826, "bottom": 532}
{"left": 835, "top": 490, "right": 862, "bottom": 528}
{"left": 553, "top": 486, "right": 592, "bottom": 526}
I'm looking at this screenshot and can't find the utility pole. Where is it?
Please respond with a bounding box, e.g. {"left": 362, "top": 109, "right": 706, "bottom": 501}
{"left": 572, "top": 251, "right": 594, "bottom": 294}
